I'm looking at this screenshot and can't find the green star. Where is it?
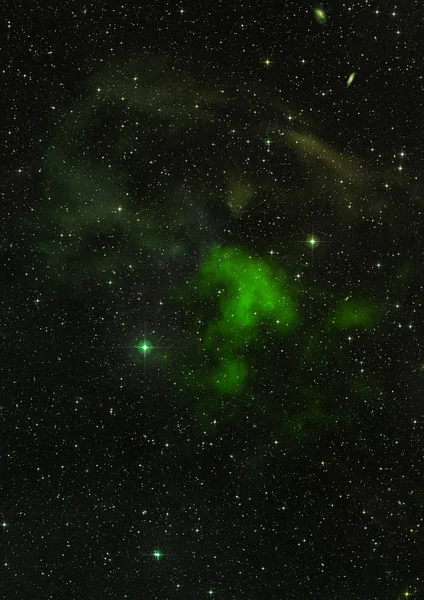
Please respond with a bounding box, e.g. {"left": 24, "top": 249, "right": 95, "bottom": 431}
{"left": 153, "top": 550, "right": 162, "bottom": 560}
{"left": 139, "top": 341, "right": 151, "bottom": 353}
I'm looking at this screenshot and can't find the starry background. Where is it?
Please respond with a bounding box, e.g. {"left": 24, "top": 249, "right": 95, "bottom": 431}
{"left": 3, "top": 1, "right": 424, "bottom": 599}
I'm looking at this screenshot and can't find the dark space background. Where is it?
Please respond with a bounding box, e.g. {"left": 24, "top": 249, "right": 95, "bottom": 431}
{"left": 2, "top": 1, "right": 424, "bottom": 598}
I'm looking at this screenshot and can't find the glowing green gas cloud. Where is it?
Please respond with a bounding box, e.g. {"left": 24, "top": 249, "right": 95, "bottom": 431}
{"left": 174, "top": 244, "right": 300, "bottom": 398}
{"left": 170, "top": 243, "right": 400, "bottom": 441}
{"left": 198, "top": 245, "right": 299, "bottom": 354}
{"left": 24, "top": 55, "right": 418, "bottom": 450}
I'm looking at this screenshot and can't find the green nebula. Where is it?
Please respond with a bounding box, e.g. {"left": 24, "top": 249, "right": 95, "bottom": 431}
{"left": 211, "top": 355, "right": 248, "bottom": 395}
{"left": 173, "top": 243, "right": 300, "bottom": 406}
{"left": 329, "top": 298, "right": 379, "bottom": 329}
{"left": 168, "top": 242, "right": 393, "bottom": 444}
{"left": 24, "top": 54, "right": 419, "bottom": 451}
{"left": 197, "top": 245, "right": 299, "bottom": 357}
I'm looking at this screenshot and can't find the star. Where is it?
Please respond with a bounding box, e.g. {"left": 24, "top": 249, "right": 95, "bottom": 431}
{"left": 139, "top": 342, "right": 151, "bottom": 353}
{"left": 306, "top": 235, "right": 319, "bottom": 247}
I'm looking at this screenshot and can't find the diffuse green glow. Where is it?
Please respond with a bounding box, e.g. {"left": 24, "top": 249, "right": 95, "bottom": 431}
{"left": 28, "top": 56, "right": 396, "bottom": 299}
{"left": 330, "top": 298, "right": 378, "bottom": 328}
{"left": 170, "top": 246, "right": 393, "bottom": 442}
{"left": 192, "top": 244, "right": 299, "bottom": 395}
{"left": 25, "top": 58, "right": 224, "bottom": 293}
{"left": 26, "top": 56, "right": 416, "bottom": 449}
{"left": 211, "top": 356, "right": 248, "bottom": 395}
{"left": 199, "top": 245, "right": 298, "bottom": 346}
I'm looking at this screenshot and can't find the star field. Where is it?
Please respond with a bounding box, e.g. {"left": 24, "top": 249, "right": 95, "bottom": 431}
{"left": 2, "top": 1, "right": 424, "bottom": 599}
